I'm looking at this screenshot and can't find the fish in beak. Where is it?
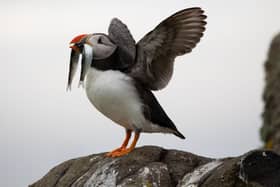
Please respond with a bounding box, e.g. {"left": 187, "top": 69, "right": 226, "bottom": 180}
{"left": 67, "top": 34, "right": 87, "bottom": 90}
{"left": 79, "top": 44, "right": 93, "bottom": 88}
{"left": 67, "top": 48, "right": 80, "bottom": 91}
{"left": 67, "top": 34, "right": 93, "bottom": 90}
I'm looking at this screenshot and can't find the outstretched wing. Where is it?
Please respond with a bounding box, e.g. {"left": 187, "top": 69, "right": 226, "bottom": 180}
{"left": 130, "top": 7, "right": 207, "bottom": 90}
{"left": 108, "top": 18, "right": 136, "bottom": 70}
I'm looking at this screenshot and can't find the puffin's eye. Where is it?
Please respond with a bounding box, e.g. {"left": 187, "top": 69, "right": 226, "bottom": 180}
{"left": 97, "top": 37, "right": 102, "bottom": 44}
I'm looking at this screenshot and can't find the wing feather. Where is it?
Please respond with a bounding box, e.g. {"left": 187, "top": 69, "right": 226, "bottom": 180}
{"left": 130, "top": 7, "right": 207, "bottom": 90}
{"left": 108, "top": 18, "right": 136, "bottom": 70}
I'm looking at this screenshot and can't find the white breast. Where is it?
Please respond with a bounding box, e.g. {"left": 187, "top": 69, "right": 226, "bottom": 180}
{"left": 85, "top": 68, "right": 146, "bottom": 130}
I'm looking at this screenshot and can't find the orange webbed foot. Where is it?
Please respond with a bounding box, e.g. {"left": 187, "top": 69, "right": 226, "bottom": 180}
{"left": 106, "top": 131, "right": 140, "bottom": 157}
{"left": 110, "top": 147, "right": 134, "bottom": 157}
{"left": 105, "top": 146, "right": 126, "bottom": 157}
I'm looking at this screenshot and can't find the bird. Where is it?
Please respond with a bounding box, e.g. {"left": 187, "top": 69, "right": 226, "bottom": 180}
{"left": 67, "top": 7, "right": 207, "bottom": 157}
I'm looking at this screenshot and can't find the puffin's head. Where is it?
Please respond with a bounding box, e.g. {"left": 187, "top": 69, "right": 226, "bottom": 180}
{"left": 67, "top": 34, "right": 117, "bottom": 90}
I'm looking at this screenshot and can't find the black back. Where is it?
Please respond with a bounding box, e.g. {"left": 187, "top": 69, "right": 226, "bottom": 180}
{"left": 91, "top": 47, "right": 131, "bottom": 73}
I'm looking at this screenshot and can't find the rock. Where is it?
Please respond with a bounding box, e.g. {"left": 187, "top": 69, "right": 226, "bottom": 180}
{"left": 261, "top": 33, "right": 280, "bottom": 153}
{"left": 29, "top": 146, "right": 280, "bottom": 187}
{"left": 118, "top": 162, "right": 171, "bottom": 187}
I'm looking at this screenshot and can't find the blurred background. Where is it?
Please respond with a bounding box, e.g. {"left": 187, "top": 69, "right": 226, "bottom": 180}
{"left": 1, "top": 0, "right": 280, "bottom": 186}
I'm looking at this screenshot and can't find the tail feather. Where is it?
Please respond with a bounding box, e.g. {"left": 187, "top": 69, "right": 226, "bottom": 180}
{"left": 173, "top": 130, "right": 186, "bottom": 139}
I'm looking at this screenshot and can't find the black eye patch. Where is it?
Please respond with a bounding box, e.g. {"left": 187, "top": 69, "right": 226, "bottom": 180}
{"left": 97, "top": 37, "right": 102, "bottom": 44}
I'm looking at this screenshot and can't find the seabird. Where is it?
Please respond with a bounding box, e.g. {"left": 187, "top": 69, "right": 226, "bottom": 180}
{"left": 67, "top": 7, "right": 207, "bottom": 157}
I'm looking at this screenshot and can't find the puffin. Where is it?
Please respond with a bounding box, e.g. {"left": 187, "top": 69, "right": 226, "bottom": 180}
{"left": 67, "top": 7, "right": 207, "bottom": 157}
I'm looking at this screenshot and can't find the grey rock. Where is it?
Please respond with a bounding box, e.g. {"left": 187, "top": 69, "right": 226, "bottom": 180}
{"left": 118, "top": 162, "right": 171, "bottom": 187}
{"left": 178, "top": 160, "right": 223, "bottom": 187}
{"left": 30, "top": 146, "right": 280, "bottom": 187}
{"left": 261, "top": 32, "right": 280, "bottom": 154}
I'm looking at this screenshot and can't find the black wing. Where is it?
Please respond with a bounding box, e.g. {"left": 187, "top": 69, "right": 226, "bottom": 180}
{"left": 108, "top": 18, "right": 136, "bottom": 70}
{"left": 130, "top": 7, "right": 207, "bottom": 90}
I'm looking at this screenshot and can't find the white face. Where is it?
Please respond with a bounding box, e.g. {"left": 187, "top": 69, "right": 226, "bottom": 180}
{"left": 68, "top": 34, "right": 117, "bottom": 89}
{"left": 86, "top": 34, "right": 117, "bottom": 60}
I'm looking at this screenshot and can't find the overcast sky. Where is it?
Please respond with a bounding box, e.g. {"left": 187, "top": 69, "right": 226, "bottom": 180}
{"left": 1, "top": 1, "right": 280, "bottom": 186}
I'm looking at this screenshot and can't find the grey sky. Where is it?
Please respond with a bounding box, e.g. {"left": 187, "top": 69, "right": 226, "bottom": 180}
{"left": 1, "top": 1, "right": 280, "bottom": 186}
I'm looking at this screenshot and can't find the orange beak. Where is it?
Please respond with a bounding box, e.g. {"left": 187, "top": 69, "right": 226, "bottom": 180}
{"left": 69, "top": 43, "right": 80, "bottom": 53}
{"left": 69, "top": 34, "right": 87, "bottom": 53}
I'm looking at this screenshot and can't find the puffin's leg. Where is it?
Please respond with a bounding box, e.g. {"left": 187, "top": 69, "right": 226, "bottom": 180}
{"left": 111, "top": 131, "right": 140, "bottom": 157}
{"left": 106, "top": 129, "right": 132, "bottom": 157}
